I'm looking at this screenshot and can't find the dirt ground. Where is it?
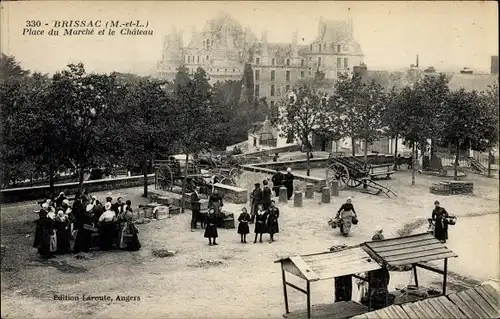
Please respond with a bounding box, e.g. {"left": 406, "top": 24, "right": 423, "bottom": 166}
{"left": 1, "top": 169, "right": 498, "bottom": 319}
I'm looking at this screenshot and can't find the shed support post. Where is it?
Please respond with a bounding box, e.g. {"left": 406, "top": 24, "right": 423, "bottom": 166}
{"left": 413, "top": 264, "right": 419, "bottom": 287}
{"left": 281, "top": 263, "right": 290, "bottom": 314}
{"left": 384, "top": 267, "right": 389, "bottom": 307}
{"left": 443, "top": 258, "right": 448, "bottom": 295}
{"left": 368, "top": 272, "right": 372, "bottom": 311}
{"left": 307, "top": 281, "right": 311, "bottom": 319}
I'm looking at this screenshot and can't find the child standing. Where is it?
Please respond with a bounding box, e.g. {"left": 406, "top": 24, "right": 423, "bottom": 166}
{"left": 204, "top": 208, "right": 219, "bottom": 246}
{"left": 237, "top": 207, "right": 251, "bottom": 243}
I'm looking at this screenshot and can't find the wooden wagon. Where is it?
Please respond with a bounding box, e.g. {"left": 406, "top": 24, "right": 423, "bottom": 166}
{"left": 326, "top": 153, "right": 397, "bottom": 198}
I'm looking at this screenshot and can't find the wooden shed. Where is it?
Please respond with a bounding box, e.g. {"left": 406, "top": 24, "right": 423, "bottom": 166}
{"left": 361, "top": 232, "right": 458, "bottom": 296}
{"left": 352, "top": 284, "right": 500, "bottom": 318}
{"left": 274, "top": 246, "right": 382, "bottom": 319}
{"left": 274, "top": 233, "right": 458, "bottom": 319}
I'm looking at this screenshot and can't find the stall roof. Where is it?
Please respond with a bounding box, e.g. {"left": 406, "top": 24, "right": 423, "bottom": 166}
{"left": 360, "top": 232, "right": 458, "bottom": 267}
{"left": 352, "top": 284, "right": 500, "bottom": 319}
{"left": 274, "top": 246, "right": 382, "bottom": 282}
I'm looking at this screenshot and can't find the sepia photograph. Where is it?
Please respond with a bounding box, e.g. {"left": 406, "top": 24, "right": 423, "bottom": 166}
{"left": 0, "top": 1, "right": 499, "bottom": 318}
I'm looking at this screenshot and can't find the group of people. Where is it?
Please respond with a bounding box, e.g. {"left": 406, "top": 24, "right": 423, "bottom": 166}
{"left": 236, "top": 200, "right": 280, "bottom": 244}
{"left": 33, "top": 190, "right": 141, "bottom": 259}
{"left": 271, "top": 167, "right": 295, "bottom": 200}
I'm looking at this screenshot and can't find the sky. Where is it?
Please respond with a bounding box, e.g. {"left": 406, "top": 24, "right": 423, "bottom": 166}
{"left": 1, "top": 1, "right": 498, "bottom": 75}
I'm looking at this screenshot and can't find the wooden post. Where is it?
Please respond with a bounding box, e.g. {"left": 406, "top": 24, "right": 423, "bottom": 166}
{"left": 305, "top": 183, "right": 314, "bottom": 198}
{"left": 331, "top": 180, "right": 339, "bottom": 196}
{"left": 443, "top": 258, "right": 448, "bottom": 295}
{"left": 384, "top": 267, "right": 389, "bottom": 307}
{"left": 413, "top": 264, "right": 419, "bottom": 287}
{"left": 293, "top": 191, "right": 303, "bottom": 207}
{"left": 281, "top": 263, "right": 290, "bottom": 314}
{"left": 321, "top": 187, "right": 331, "bottom": 203}
{"left": 368, "top": 272, "right": 372, "bottom": 311}
{"left": 306, "top": 281, "right": 311, "bottom": 319}
{"left": 488, "top": 149, "right": 492, "bottom": 178}
{"left": 279, "top": 186, "right": 288, "bottom": 203}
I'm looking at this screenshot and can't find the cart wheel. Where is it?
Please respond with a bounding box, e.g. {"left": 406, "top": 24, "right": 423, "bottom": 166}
{"left": 346, "top": 179, "right": 363, "bottom": 188}
{"left": 157, "top": 166, "right": 173, "bottom": 191}
{"left": 326, "top": 163, "right": 349, "bottom": 190}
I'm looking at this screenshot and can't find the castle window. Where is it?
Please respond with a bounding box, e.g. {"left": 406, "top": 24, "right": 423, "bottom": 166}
{"left": 337, "top": 57, "right": 342, "bottom": 68}
{"left": 197, "top": 56, "right": 200, "bottom": 63}
{"left": 323, "top": 43, "right": 326, "bottom": 50}
{"left": 286, "top": 70, "right": 290, "bottom": 81}
{"left": 272, "top": 58, "right": 275, "bottom": 66}
{"left": 256, "top": 57, "right": 260, "bottom": 65}
{"left": 271, "top": 70, "right": 275, "bottom": 81}
{"left": 337, "top": 45, "right": 341, "bottom": 52}
{"left": 318, "top": 57, "right": 322, "bottom": 67}
{"left": 233, "top": 69, "right": 235, "bottom": 72}
{"left": 308, "top": 57, "right": 312, "bottom": 61}
{"left": 286, "top": 59, "right": 290, "bottom": 66}
{"left": 188, "top": 56, "right": 191, "bottom": 63}
{"left": 319, "top": 44, "right": 322, "bottom": 52}
{"left": 310, "top": 44, "right": 313, "bottom": 51}
{"left": 301, "top": 71, "right": 305, "bottom": 77}
{"left": 301, "top": 60, "right": 305, "bottom": 67}
{"left": 255, "top": 69, "right": 260, "bottom": 81}
{"left": 255, "top": 84, "right": 260, "bottom": 97}
{"left": 271, "top": 85, "right": 275, "bottom": 96}
{"left": 344, "top": 58, "right": 348, "bottom": 68}
{"left": 225, "top": 69, "right": 227, "bottom": 72}
{"left": 206, "top": 55, "right": 209, "bottom": 62}
{"left": 217, "top": 69, "right": 219, "bottom": 72}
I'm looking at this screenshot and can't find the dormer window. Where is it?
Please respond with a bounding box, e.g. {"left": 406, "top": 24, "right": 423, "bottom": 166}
{"left": 337, "top": 45, "right": 341, "bottom": 52}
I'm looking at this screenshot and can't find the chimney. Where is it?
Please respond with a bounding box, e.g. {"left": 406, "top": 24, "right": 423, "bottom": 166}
{"left": 261, "top": 30, "right": 268, "bottom": 43}
{"left": 347, "top": 18, "right": 353, "bottom": 37}
{"left": 416, "top": 54, "right": 419, "bottom": 68}
{"left": 292, "top": 30, "right": 297, "bottom": 46}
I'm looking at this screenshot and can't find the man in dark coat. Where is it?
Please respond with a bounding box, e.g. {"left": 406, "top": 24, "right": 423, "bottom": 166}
{"left": 250, "top": 183, "right": 262, "bottom": 223}
{"left": 284, "top": 168, "right": 295, "bottom": 200}
{"left": 190, "top": 186, "right": 201, "bottom": 231}
{"left": 262, "top": 180, "right": 272, "bottom": 210}
{"left": 271, "top": 168, "right": 284, "bottom": 197}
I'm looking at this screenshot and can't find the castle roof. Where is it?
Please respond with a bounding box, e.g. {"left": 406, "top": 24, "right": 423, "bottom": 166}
{"left": 315, "top": 19, "right": 352, "bottom": 43}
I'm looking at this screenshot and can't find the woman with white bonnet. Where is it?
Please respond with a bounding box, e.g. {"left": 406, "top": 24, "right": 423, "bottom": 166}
{"left": 98, "top": 202, "right": 116, "bottom": 251}
{"left": 73, "top": 204, "right": 95, "bottom": 254}
{"left": 335, "top": 197, "right": 357, "bottom": 236}
{"left": 54, "top": 210, "right": 71, "bottom": 254}
{"left": 284, "top": 167, "right": 295, "bottom": 200}
{"left": 55, "top": 192, "right": 67, "bottom": 208}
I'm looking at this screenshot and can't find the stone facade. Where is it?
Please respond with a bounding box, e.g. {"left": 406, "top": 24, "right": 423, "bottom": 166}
{"left": 156, "top": 12, "right": 364, "bottom": 104}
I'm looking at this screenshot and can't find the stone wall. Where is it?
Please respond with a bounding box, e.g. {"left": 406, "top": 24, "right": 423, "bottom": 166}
{"left": 234, "top": 144, "right": 301, "bottom": 159}
{"left": 1, "top": 175, "right": 155, "bottom": 204}
{"left": 240, "top": 165, "right": 326, "bottom": 191}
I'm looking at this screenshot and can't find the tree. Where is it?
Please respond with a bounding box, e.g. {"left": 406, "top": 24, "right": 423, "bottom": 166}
{"left": 333, "top": 74, "right": 387, "bottom": 164}
{"left": 49, "top": 63, "right": 127, "bottom": 194}
{"left": 383, "top": 86, "right": 407, "bottom": 169}
{"left": 117, "top": 77, "right": 175, "bottom": 197}
{"left": 481, "top": 83, "right": 500, "bottom": 177}
{"left": 276, "top": 86, "right": 326, "bottom": 176}
{"left": 442, "top": 88, "right": 498, "bottom": 179}
{"left": 171, "top": 66, "right": 223, "bottom": 212}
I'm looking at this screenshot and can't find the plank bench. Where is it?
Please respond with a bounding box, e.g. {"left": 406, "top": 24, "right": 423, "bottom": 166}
{"left": 369, "top": 164, "right": 395, "bottom": 180}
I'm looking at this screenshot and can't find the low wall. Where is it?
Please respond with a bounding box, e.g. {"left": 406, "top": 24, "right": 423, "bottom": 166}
{"left": 1, "top": 174, "right": 155, "bottom": 204}
{"left": 234, "top": 144, "right": 301, "bottom": 158}
{"left": 241, "top": 165, "right": 326, "bottom": 191}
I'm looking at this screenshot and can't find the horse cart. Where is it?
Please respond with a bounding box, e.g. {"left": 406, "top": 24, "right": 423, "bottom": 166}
{"left": 326, "top": 153, "right": 397, "bottom": 198}
{"left": 153, "top": 154, "right": 242, "bottom": 192}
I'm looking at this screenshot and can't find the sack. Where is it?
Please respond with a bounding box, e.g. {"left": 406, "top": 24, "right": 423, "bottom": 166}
{"left": 328, "top": 218, "right": 341, "bottom": 229}
{"left": 352, "top": 215, "right": 358, "bottom": 225}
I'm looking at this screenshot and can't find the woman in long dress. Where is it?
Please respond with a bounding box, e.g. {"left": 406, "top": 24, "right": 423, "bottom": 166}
{"left": 204, "top": 208, "right": 219, "bottom": 246}
{"left": 431, "top": 201, "right": 449, "bottom": 242}
{"left": 33, "top": 210, "right": 55, "bottom": 259}
{"left": 284, "top": 168, "right": 295, "bottom": 200}
{"left": 336, "top": 197, "right": 357, "bottom": 236}
{"left": 98, "top": 202, "right": 116, "bottom": 251}
{"left": 266, "top": 201, "right": 280, "bottom": 243}
{"left": 237, "top": 207, "right": 251, "bottom": 243}
{"left": 54, "top": 210, "right": 71, "bottom": 254}
{"left": 253, "top": 204, "right": 268, "bottom": 244}
{"left": 121, "top": 200, "right": 141, "bottom": 251}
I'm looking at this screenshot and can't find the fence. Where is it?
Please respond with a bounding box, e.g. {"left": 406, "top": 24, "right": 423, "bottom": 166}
{"left": 438, "top": 154, "right": 498, "bottom": 172}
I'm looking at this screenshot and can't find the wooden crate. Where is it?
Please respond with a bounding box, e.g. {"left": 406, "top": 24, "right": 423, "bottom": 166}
{"left": 223, "top": 217, "right": 235, "bottom": 229}
{"left": 169, "top": 205, "right": 181, "bottom": 215}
